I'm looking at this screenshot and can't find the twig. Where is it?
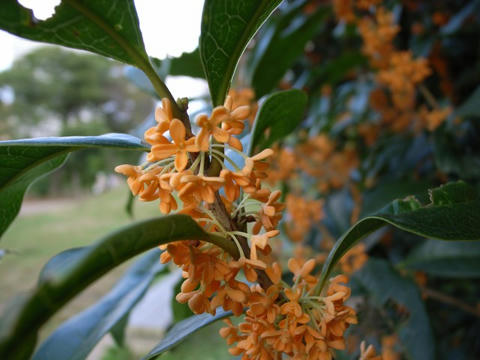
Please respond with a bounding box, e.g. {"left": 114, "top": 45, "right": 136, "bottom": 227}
{"left": 422, "top": 287, "right": 480, "bottom": 318}
{"left": 419, "top": 84, "right": 439, "bottom": 109}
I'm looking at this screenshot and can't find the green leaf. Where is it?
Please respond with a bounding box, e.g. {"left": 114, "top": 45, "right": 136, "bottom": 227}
{"left": 0, "top": 215, "right": 231, "bottom": 360}
{"left": 38, "top": 247, "right": 87, "bottom": 285}
{"left": 200, "top": 0, "right": 282, "bottom": 106}
{"left": 354, "top": 259, "right": 435, "bottom": 360}
{"left": 360, "top": 179, "right": 432, "bottom": 217}
{"left": 125, "top": 191, "right": 135, "bottom": 219}
{"left": 166, "top": 49, "right": 206, "bottom": 79}
{"left": 0, "top": 0, "right": 147, "bottom": 66}
{"left": 32, "top": 249, "right": 166, "bottom": 360}
{"left": 159, "top": 319, "right": 231, "bottom": 360}
{"left": 440, "top": 1, "right": 479, "bottom": 36}
{"left": 0, "top": 1, "right": 179, "bottom": 107}
{"left": 455, "top": 85, "right": 480, "bottom": 118}
{"left": 433, "top": 131, "right": 480, "bottom": 180}
{"left": 142, "top": 309, "right": 232, "bottom": 360}
{"left": 0, "top": 134, "right": 149, "bottom": 239}
{"left": 252, "top": 7, "right": 330, "bottom": 98}
{"left": 125, "top": 49, "right": 205, "bottom": 98}
{"left": 248, "top": 89, "right": 307, "bottom": 155}
{"left": 307, "top": 51, "right": 367, "bottom": 88}
{"left": 110, "top": 314, "right": 129, "bottom": 347}
{"left": 402, "top": 240, "right": 480, "bottom": 278}
{"left": 318, "top": 181, "right": 480, "bottom": 291}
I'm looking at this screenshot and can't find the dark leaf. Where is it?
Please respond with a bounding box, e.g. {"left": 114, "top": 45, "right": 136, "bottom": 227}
{"left": 248, "top": 89, "right": 307, "bottom": 155}
{"left": 0, "top": 134, "right": 149, "bottom": 239}
{"left": 159, "top": 319, "right": 231, "bottom": 360}
{"left": 125, "top": 49, "right": 205, "bottom": 98}
{"left": 110, "top": 314, "right": 129, "bottom": 347}
{"left": 318, "top": 181, "right": 480, "bottom": 290}
{"left": 0, "top": 0, "right": 147, "bottom": 66}
{"left": 252, "top": 7, "right": 330, "bottom": 97}
{"left": 402, "top": 240, "right": 480, "bottom": 278}
{"left": 0, "top": 215, "right": 227, "bottom": 360}
{"left": 456, "top": 85, "right": 480, "bottom": 118}
{"left": 200, "top": 0, "right": 282, "bottom": 106}
{"left": 33, "top": 249, "right": 167, "bottom": 360}
{"left": 142, "top": 309, "right": 232, "bottom": 360}
{"left": 441, "top": 1, "right": 479, "bottom": 35}
{"left": 354, "top": 259, "right": 435, "bottom": 360}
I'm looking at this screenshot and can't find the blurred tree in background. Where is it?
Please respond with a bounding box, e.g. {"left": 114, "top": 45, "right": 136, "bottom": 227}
{"left": 0, "top": 47, "right": 154, "bottom": 195}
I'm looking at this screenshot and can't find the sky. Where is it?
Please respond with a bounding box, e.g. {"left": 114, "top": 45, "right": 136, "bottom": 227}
{"left": 0, "top": 0, "right": 207, "bottom": 97}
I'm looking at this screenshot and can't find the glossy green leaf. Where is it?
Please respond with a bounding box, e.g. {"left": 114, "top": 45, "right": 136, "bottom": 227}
{"left": 402, "top": 240, "right": 480, "bottom": 277}
{"left": 200, "top": 0, "right": 282, "bottom": 106}
{"left": 142, "top": 309, "right": 232, "bottom": 360}
{"left": 38, "top": 248, "right": 87, "bottom": 285}
{"left": 354, "top": 259, "right": 435, "bottom": 360}
{"left": 307, "top": 51, "right": 367, "bottom": 88}
{"left": 166, "top": 49, "right": 206, "bottom": 79}
{"left": 318, "top": 181, "right": 480, "bottom": 291}
{"left": 0, "top": 215, "right": 232, "bottom": 360}
{"left": 248, "top": 89, "right": 307, "bottom": 155}
{"left": 0, "top": 0, "right": 178, "bottom": 106}
{"left": 0, "top": 134, "right": 149, "bottom": 239}
{"left": 252, "top": 7, "right": 329, "bottom": 98}
{"left": 110, "top": 314, "right": 129, "bottom": 347}
{"left": 125, "top": 191, "right": 135, "bottom": 218}
{"left": 125, "top": 49, "right": 205, "bottom": 98}
{"left": 456, "top": 85, "right": 480, "bottom": 118}
{"left": 32, "top": 249, "right": 166, "bottom": 360}
{"left": 360, "top": 179, "right": 433, "bottom": 217}
{"left": 0, "top": 0, "right": 147, "bottom": 66}
{"left": 159, "top": 319, "right": 231, "bottom": 360}
{"left": 441, "top": 1, "right": 479, "bottom": 35}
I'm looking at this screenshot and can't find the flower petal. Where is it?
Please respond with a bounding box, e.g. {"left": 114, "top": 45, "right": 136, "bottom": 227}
{"left": 170, "top": 119, "right": 186, "bottom": 145}
{"left": 175, "top": 150, "right": 189, "bottom": 171}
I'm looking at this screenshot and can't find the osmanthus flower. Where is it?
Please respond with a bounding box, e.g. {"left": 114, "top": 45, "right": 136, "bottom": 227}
{"left": 250, "top": 230, "right": 279, "bottom": 261}
{"left": 226, "top": 88, "right": 258, "bottom": 126}
{"left": 252, "top": 190, "right": 285, "bottom": 234}
{"left": 117, "top": 94, "right": 359, "bottom": 360}
{"left": 340, "top": 243, "right": 368, "bottom": 274}
{"left": 150, "top": 119, "right": 199, "bottom": 171}
{"left": 117, "top": 93, "right": 288, "bottom": 316}
{"left": 144, "top": 98, "right": 174, "bottom": 144}
{"left": 359, "top": 341, "right": 382, "bottom": 360}
{"left": 285, "top": 194, "right": 324, "bottom": 243}
{"left": 114, "top": 164, "right": 144, "bottom": 196}
{"left": 220, "top": 261, "right": 358, "bottom": 360}
{"left": 195, "top": 106, "right": 230, "bottom": 151}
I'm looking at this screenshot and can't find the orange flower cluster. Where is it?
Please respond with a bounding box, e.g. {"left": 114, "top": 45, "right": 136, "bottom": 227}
{"left": 221, "top": 262, "right": 357, "bottom": 360}
{"left": 334, "top": 0, "right": 382, "bottom": 24}
{"left": 337, "top": 2, "right": 450, "bottom": 134}
{"left": 116, "top": 93, "right": 359, "bottom": 359}
{"left": 116, "top": 96, "right": 282, "bottom": 316}
{"left": 267, "top": 135, "right": 358, "bottom": 193}
{"left": 359, "top": 341, "right": 382, "bottom": 360}
{"left": 285, "top": 194, "right": 324, "bottom": 243}
{"left": 339, "top": 244, "right": 368, "bottom": 274}
{"left": 297, "top": 136, "right": 358, "bottom": 192}
{"left": 227, "top": 88, "right": 258, "bottom": 126}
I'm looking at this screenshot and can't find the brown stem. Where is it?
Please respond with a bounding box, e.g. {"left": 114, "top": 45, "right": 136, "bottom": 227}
{"left": 210, "top": 192, "right": 274, "bottom": 290}
{"left": 422, "top": 287, "right": 480, "bottom": 318}
{"left": 419, "top": 84, "right": 439, "bottom": 109}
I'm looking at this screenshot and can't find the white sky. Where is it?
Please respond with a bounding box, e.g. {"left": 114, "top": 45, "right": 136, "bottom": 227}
{"left": 0, "top": 0, "right": 207, "bottom": 97}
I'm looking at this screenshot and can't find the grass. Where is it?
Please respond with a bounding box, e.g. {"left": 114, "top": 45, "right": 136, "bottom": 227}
{"left": 0, "top": 185, "right": 159, "bottom": 339}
